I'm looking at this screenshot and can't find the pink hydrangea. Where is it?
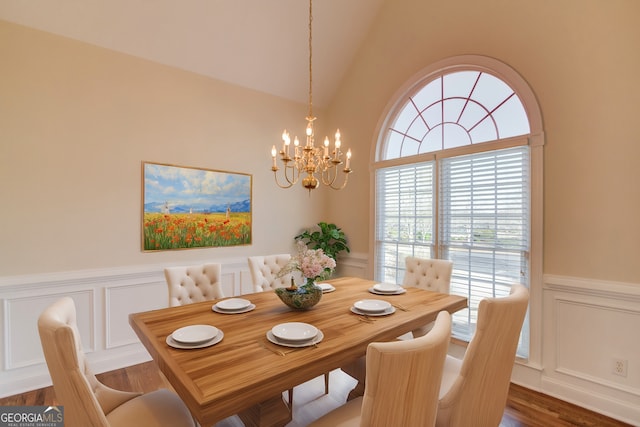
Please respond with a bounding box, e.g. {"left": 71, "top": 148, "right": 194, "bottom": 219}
{"left": 278, "top": 241, "right": 336, "bottom": 281}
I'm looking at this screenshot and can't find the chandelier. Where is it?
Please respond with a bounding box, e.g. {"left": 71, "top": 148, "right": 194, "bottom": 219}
{"left": 270, "top": 0, "right": 352, "bottom": 193}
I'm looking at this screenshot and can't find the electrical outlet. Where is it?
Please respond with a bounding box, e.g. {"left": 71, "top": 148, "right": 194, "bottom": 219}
{"left": 612, "top": 358, "right": 628, "bottom": 377}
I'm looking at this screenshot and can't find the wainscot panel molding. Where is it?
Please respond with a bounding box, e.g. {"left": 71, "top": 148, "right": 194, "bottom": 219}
{"left": 5, "top": 263, "right": 637, "bottom": 425}
{"left": 541, "top": 274, "right": 640, "bottom": 425}
{"left": 0, "top": 253, "right": 370, "bottom": 398}
{"left": 0, "top": 257, "right": 253, "bottom": 398}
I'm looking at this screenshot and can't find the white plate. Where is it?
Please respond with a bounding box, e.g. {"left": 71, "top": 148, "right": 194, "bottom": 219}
{"left": 212, "top": 303, "right": 256, "bottom": 314}
{"left": 368, "top": 287, "right": 407, "bottom": 296}
{"left": 350, "top": 306, "right": 396, "bottom": 317}
{"left": 171, "top": 325, "right": 219, "bottom": 344}
{"left": 215, "top": 298, "right": 251, "bottom": 311}
{"left": 271, "top": 322, "right": 318, "bottom": 342}
{"left": 373, "top": 283, "right": 403, "bottom": 293}
{"left": 266, "top": 330, "right": 324, "bottom": 348}
{"left": 353, "top": 299, "right": 392, "bottom": 313}
{"left": 317, "top": 283, "right": 336, "bottom": 293}
{"left": 166, "top": 331, "right": 224, "bottom": 349}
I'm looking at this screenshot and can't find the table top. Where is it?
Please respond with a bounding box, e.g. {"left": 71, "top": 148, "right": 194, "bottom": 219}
{"left": 129, "top": 276, "right": 467, "bottom": 426}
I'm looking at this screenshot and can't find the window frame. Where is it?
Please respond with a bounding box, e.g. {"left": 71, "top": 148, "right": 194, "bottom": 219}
{"left": 369, "top": 55, "right": 544, "bottom": 366}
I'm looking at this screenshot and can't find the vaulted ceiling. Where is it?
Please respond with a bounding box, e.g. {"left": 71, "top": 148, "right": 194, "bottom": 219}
{"left": 0, "top": 0, "right": 385, "bottom": 107}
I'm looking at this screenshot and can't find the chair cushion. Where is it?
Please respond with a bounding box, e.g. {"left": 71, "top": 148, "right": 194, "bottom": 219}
{"left": 106, "top": 389, "right": 195, "bottom": 427}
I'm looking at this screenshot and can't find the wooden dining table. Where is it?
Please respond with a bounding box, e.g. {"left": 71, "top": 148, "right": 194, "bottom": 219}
{"left": 129, "top": 276, "right": 467, "bottom": 427}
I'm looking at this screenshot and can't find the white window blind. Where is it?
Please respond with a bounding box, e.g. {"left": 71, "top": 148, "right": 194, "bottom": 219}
{"left": 375, "top": 162, "right": 435, "bottom": 284}
{"left": 375, "top": 146, "right": 530, "bottom": 357}
{"left": 440, "top": 146, "right": 530, "bottom": 356}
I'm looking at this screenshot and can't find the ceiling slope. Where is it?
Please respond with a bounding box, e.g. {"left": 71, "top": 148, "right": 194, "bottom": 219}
{"left": 0, "top": 0, "right": 384, "bottom": 107}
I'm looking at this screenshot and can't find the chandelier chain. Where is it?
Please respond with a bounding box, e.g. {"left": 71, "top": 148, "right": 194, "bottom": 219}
{"left": 308, "top": 0, "right": 313, "bottom": 119}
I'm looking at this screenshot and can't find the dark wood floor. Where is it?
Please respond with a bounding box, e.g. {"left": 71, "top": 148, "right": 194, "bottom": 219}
{"left": 0, "top": 361, "right": 632, "bottom": 427}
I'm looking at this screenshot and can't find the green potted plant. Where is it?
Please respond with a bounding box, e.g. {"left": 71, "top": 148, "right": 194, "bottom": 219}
{"left": 294, "top": 222, "right": 350, "bottom": 260}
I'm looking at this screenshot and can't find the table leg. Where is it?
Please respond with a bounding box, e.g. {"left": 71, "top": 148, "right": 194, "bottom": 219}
{"left": 341, "top": 357, "right": 366, "bottom": 401}
{"left": 238, "top": 394, "right": 292, "bottom": 427}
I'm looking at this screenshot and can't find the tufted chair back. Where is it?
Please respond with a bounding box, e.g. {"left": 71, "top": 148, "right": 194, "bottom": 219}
{"left": 436, "top": 284, "right": 529, "bottom": 427}
{"left": 164, "top": 263, "right": 224, "bottom": 307}
{"left": 38, "top": 297, "right": 196, "bottom": 427}
{"left": 402, "top": 256, "right": 453, "bottom": 338}
{"left": 402, "top": 256, "right": 453, "bottom": 293}
{"left": 248, "top": 254, "right": 292, "bottom": 292}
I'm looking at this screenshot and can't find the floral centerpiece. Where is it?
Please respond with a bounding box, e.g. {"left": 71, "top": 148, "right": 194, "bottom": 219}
{"left": 275, "top": 241, "right": 336, "bottom": 309}
{"left": 278, "top": 241, "right": 336, "bottom": 288}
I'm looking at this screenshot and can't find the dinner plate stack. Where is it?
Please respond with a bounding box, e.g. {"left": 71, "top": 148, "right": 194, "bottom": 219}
{"left": 368, "top": 282, "right": 406, "bottom": 295}
{"left": 351, "top": 299, "right": 396, "bottom": 316}
{"left": 212, "top": 298, "right": 256, "bottom": 314}
{"left": 267, "top": 322, "right": 324, "bottom": 347}
{"left": 166, "top": 324, "right": 224, "bottom": 349}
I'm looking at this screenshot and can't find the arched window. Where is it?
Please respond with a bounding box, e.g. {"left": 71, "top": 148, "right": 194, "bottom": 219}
{"left": 373, "top": 56, "right": 543, "bottom": 358}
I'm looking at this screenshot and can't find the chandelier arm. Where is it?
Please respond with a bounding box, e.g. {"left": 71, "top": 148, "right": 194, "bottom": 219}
{"left": 328, "top": 171, "right": 352, "bottom": 191}
{"left": 320, "top": 165, "right": 339, "bottom": 187}
{"left": 273, "top": 164, "right": 300, "bottom": 189}
{"left": 283, "top": 162, "right": 301, "bottom": 185}
{"left": 272, "top": 171, "right": 295, "bottom": 189}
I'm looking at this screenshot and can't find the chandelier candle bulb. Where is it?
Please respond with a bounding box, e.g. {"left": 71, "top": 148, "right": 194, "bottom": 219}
{"left": 282, "top": 131, "right": 287, "bottom": 155}
{"left": 271, "top": 146, "right": 278, "bottom": 168}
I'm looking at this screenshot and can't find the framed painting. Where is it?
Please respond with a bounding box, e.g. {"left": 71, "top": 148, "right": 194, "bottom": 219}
{"left": 142, "top": 162, "right": 252, "bottom": 251}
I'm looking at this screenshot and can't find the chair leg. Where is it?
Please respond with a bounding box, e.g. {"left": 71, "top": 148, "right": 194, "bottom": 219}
{"left": 288, "top": 388, "right": 293, "bottom": 411}
{"left": 324, "top": 372, "right": 330, "bottom": 394}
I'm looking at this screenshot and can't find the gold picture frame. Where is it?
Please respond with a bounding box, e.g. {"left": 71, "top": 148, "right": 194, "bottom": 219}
{"left": 142, "top": 161, "right": 252, "bottom": 251}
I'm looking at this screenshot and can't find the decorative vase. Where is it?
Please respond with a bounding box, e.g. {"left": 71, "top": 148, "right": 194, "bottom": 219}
{"left": 275, "top": 279, "right": 322, "bottom": 310}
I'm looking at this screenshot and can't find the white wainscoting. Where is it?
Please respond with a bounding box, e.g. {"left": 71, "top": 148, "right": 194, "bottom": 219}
{"left": 540, "top": 275, "right": 640, "bottom": 425}
{"left": 2, "top": 262, "right": 638, "bottom": 424}
{"left": 0, "top": 253, "right": 369, "bottom": 398}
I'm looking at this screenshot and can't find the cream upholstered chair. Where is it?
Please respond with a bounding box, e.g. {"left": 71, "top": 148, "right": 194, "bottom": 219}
{"left": 247, "top": 254, "right": 292, "bottom": 292}
{"left": 403, "top": 256, "right": 453, "bottom": 337}
{"left": 37, "top": 297, "right": 196, "bottom": 427}
{"left": 403, "top": 256, "right": 453, "bottom": 291}
{"left": 164, "top": 263, "right": 224, "bottom": 307}
{"left": 436, "top": 283, "right": 529, "bottom": 427}
{"left": 163, "top": 263, "right": 224, "bottom": 393}
{"left": 310, "top": 311, "right": 452, "bottom": 427}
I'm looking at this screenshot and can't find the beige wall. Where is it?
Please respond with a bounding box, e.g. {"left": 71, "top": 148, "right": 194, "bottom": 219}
{"left": 324, "top": 0, "right": 640, "bottom": 283}
{"left": 0, "top": 20, "right": 331, "bottom": 276}
{"left": 2, "top": 0, "right": 640, "bottom": 283}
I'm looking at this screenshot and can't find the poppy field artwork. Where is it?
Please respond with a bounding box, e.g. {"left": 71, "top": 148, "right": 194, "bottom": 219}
{"left": 142, "top": 162, "right": 252, "bottom": 251}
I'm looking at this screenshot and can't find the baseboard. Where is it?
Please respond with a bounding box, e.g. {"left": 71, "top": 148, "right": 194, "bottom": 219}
{"left": 541, "top": 376, "right": 640, "bottom": 425}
